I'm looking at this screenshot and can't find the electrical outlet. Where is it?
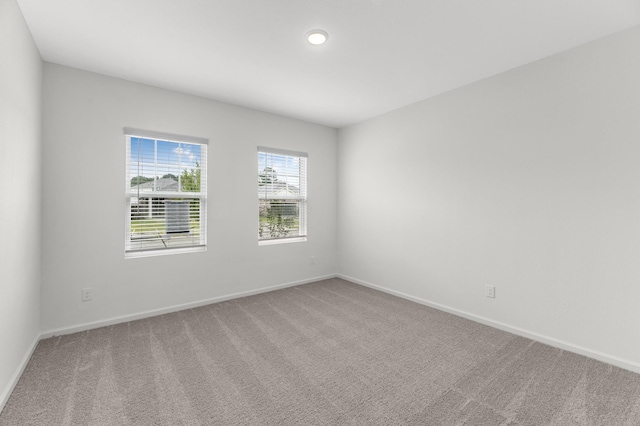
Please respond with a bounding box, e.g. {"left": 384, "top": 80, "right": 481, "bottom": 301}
{"left": 310, "top": 256, "right": 316, "bottom": 265}
{"left": 486, "top": 285, "right": 496, "bottom": 298}
{"left": 81, "top": 288, "right": 93, "bottom": 301}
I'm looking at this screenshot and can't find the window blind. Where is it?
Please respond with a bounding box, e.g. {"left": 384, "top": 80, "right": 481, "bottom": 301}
{"left": 125, "top": 130, "right": 207, "bottom": 255}
{"left": 258, "top": 147, "right": 307, "bottom": 241}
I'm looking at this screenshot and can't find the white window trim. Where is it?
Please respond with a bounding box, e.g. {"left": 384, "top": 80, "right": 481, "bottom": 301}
{"left": 124, "top": 128, "right": 208, "bottom": 258}
{"left": 258, "top": 236, "right": 307, "bottom": 246}
{"left": 258, "top": 147, "right": 308, "bottom": 245}
{"left": 125, "top": 245, "right": 206, "bottom": 259}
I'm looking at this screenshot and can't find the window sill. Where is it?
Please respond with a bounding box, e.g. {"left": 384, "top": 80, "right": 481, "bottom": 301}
{"left": 125, "top": 245, "right": 206, "bottom": 259}
{"left": 258, "top": 237, "right": 307, "bottom": 246}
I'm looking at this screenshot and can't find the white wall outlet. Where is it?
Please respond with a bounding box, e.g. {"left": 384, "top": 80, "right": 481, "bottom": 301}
{"left": 310, "top": 256, "right": 316, "bottom": 265}
{"left": 486, "top": 285, "right": 496, "bottom": 298}
{"left": 81, "top": 288, "right": 93, "bottom": 301}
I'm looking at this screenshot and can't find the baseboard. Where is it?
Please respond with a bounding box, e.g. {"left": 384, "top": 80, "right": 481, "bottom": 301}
{"left": 0, "top": 333, "right": 40, "bottom": 413}
{"left": 338, "top": 273, "right": 640, "bottom": 375}
{"left": 41, "top": 274, "right": 337, "bottom": 339}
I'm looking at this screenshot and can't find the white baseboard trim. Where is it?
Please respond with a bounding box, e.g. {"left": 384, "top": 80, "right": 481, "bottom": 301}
{"left": 41, "top": 274, "right": 337, "bottom": 339}
{"left": 338, "top": 274, "right": 640, "bottom": 374}
{"left": 0, "top": 333, "right": 40, "bottom": 413}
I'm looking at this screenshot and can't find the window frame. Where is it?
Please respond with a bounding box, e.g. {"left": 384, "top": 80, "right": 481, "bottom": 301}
{"left": 124, "top": 128, "right": 208, "bottom": 258}
{"left": 257, "top": 147, "right": 308, "bottom": 245}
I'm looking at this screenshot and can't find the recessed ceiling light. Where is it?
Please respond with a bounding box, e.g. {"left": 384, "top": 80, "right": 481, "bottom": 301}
{"left": 307, "top": 30, "right": 328, "bottom": 45}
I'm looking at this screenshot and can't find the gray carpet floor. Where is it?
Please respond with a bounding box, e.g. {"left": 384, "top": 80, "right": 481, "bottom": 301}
{"left": 2, "top": 278, "right": 640, "bottom": 425}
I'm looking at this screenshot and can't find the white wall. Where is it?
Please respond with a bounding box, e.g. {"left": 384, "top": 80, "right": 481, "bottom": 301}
{"left": 0, "top": 0, "right": 42, "bottom": 407}
{"left": 41, "top": 64, "right": 337, "bottom": 332}
{"left": 338, "top": 26, "right": 640, "bottom": 369}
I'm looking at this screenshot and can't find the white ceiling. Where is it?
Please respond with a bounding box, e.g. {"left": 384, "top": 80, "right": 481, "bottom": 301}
{"left": 16, "top": 0, "right": 640, "bottom": 128}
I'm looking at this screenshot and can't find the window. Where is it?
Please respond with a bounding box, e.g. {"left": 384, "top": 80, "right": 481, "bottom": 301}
{"left": 125, "top": 128, "right": 207, "bottom": 257}
{"left": 258, "top": 147, "right": 307, "bottom": 244}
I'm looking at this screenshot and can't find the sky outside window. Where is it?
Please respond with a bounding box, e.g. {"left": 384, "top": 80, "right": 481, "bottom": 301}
{"left": 130, "top": 137, "right": 202, "bottom": 183}
{"left": 258, "top": 152, "right": 301, "bottom": 188}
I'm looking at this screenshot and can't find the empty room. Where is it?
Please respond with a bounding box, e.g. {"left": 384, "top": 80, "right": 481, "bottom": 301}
{"left": 2, "top": 0, "right": 640, "bottom": 424}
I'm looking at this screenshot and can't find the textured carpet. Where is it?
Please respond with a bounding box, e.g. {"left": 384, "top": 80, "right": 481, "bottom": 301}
{"left": 2, "top": 278, "right": 640, "bottom": 425}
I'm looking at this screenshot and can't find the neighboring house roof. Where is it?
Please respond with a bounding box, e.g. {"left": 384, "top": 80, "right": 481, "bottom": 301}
{"left": 132, "top": 177, "right": 178, "bottom": 192}
{"left": 259, "top": 182, "right": 300, "bottom": 197}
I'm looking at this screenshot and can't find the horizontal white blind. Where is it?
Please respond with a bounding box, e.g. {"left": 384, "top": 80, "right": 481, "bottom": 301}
{"left": 257, "top": 146, "right": 307, "bottom": 158}
{"left": 124, "top": 128, "right": 208, "bottom": 145}
{"left": 258, "top": 148, "right": 307, "bottom": 241}
{"left": 125, "top": 133, "right": 207, "bottom": 254}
